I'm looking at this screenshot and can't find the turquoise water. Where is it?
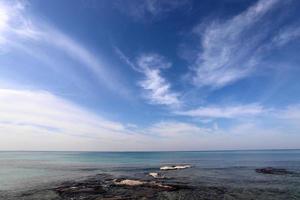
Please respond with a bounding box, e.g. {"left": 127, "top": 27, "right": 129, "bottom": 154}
{"left": 1, "top": 150, "right": 300, "bottom": 192}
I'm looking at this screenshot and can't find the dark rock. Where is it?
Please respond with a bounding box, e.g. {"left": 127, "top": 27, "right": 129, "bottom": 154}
{"left": 255, "top": 167, "right": 295, "bottom": 175}
{"left": 52, "top": 173, "right": 194, "bottom": 200}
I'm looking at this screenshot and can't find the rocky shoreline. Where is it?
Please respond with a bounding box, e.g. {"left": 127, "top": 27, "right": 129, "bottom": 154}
{"left": 54, "top": 174, "right": 192, "bottom": 200}
{"left": 4, "top": 166, "right": 300, "bottom": 200}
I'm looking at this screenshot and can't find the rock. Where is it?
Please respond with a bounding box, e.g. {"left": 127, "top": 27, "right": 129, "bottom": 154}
{"left": 255, "top": 167, "right": 295, "bottom": 175}
{"left": 52, "top": 173, "right": 192, "bottom": 199}
{"left": 149, "top": 172, "right": 159, "bottom": 178}
{"left": 149, "top": 172, "right": 165, "bottom": 178}
{"left": 151, "top": 182, "right": 173, "bottom": 190}
{"left": 174, "top": 165, "right": 191, "bottom": 169}
{"left": 113, "top": 178, "right": 174, "bottom": 190}
{"left": 160, "top": 165, "right": 191, "bottom": 170}
{"left": 160, "top": 166, "right": 176, "bottom": 170}
{"left": 54, "top": 174, "right": 110, "bottom": 199}
{"left": 113, "top": 179, "right": 146, "bottom": 186}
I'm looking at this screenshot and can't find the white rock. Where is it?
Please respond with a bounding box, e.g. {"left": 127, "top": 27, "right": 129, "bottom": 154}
{"left": 149, "top": 172, "right": 159, "bottom": 178}
{"left": 114, "top": 179, "right": 145, "bottom": 186}
{"left": 160, "top": 166, "right": 176, "bottom": 170}
{"left": 174, "top": 165, "right": 191, "bottom": 169}
{"left": 113, "top": 179, "right": 172, "bottom": 189}
{"left": 160, "top": 165, "right": 191, "bottom": 170}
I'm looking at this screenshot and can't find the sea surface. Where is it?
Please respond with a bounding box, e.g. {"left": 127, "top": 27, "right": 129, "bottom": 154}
{"left": 1, "top": 150, "right": 300, "bottom": 199}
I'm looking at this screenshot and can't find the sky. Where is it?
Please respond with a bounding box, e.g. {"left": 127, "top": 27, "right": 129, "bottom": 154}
{"left": 0, "top": 0, "right": 300, "bottom": 151}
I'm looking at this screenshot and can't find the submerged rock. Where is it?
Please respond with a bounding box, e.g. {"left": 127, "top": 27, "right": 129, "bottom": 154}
{"left": 160, "top": 165, "right": 191, "bottom": 171}
{"left": 255, "top": 167, "right": 295, "bottom": 175}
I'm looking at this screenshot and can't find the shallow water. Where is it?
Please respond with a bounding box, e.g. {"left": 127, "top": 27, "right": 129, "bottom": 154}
{"left": 1, "top": 150, "right": 300, "bottom": 199}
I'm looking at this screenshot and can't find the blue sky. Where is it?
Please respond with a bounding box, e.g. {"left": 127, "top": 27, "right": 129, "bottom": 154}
{"left": 1, "top": 0, "right": 300, "bottom": 151}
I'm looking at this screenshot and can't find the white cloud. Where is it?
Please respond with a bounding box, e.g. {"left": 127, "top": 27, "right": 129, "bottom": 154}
{"left": 136, "top": 54, "right": 181, "bottom": 107}
{"left": 211, "top": 122, "right": 300, "bottom": 150}
{"left": 191, "top": 0, "right": 279, "bottom": 88}
{"left": 0, "top": 1, "right": 41, "bottom": 44}
{"left": 115, "top": 48, "right": 181, "bottom": 107}
{"left": 148, "top": 121, "right": 209, "bottom": 137}
{"left": 1, "top": 88, "right": 300, "bottom": 151}
{"left": 136, "top": 53, "right": 171, "bottom": 71}
{"left": 175, "top": 104, "right": 265, "bottom": 118}
{"left": 0, "top": 88, "right": 207, "bottom": 151}
{"left": 0, "top": 88, "right": 171, "bottom": 151}
{"left": 0, "top": 2, "right": 10, "bottom": 39}
{"left": 0, "top": 89, "right": 128, "bottom": 147}
{"left": 147, "top": 118, "right": 300, "bottom": 150}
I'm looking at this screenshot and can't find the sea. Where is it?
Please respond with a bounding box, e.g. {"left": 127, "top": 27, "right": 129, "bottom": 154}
{"left": 1, "top": 150, "right": 300, "bottom": 199}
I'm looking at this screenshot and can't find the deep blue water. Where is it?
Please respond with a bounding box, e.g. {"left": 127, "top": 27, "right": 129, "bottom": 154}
{"left": 1, "top": 150, "right": 300, "bottom": 192}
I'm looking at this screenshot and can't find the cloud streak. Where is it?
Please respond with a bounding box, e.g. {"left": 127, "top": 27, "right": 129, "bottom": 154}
{"left": 0, "top": 0, "right": 129, "bottom": 96}
{"left": 272, "top": 25, "right": 300, "bottom": 47}
{"left": 0, "top": 88, "right": 204, "bottom": 151}
{"left": 190, "top": 0, "right": 280, "bottom": 88}
{"left": 148, "top": 121, "right": 210, "bottom": 137}
{"left": 0, "top": 88, "right": 154, "bottom": 151}
{"left": 175, "top": 104, "right": 265, "bottom": 119}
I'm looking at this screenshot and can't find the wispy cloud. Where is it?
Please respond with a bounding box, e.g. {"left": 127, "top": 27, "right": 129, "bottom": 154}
{"left": 0, "top": 1, "right": 40, "bottom": 44}
{"left": 114, "top": 0, "right": 189, "bottom": 22}
{"left": 136, "top": 54, "right": 181, "bottom": 107}
{"left": 148, "top": 121, "right": 210, "bottom": 137}
{"left": 0, "top": 0, "right": 129, "bottom": 97}
{"left": 0, "top": 88, "right": 161, "bottom": 151}
{"left": 147, "top": 114, "right": 300, "bottom": 150}
{"left": 0, "top": 88, "right": 209, "bottom": 151}
{"left": 272, "top": 25, "right": 300, "bottom": 47}
{"left": 175, "top": 104, "right": 265, "bottom": 119}
{"left": 114, "top": 46, "right": 139, "bottom": 71}
{"left": 115, "top": 48, "right": 181, "bottom": 107}
{"left": 1, "top": 88, "right": 300, "bottom": 151}
{"left": 190, "top": 0, "right": 280, "bottom": 88}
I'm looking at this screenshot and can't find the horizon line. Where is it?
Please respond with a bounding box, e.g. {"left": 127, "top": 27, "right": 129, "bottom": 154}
{"left": 1, "top": 148, "right": 299, "bottom": 153}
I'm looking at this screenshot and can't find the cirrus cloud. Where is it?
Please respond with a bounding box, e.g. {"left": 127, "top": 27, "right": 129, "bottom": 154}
{"left": 190, "top": 0, "right": 281, "bottom": 88}
{"left": 175, "top": 104, "right": 265, "bottom": 119}
{"left": 0, "top": 0, "right": 130, "bottom": 97}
